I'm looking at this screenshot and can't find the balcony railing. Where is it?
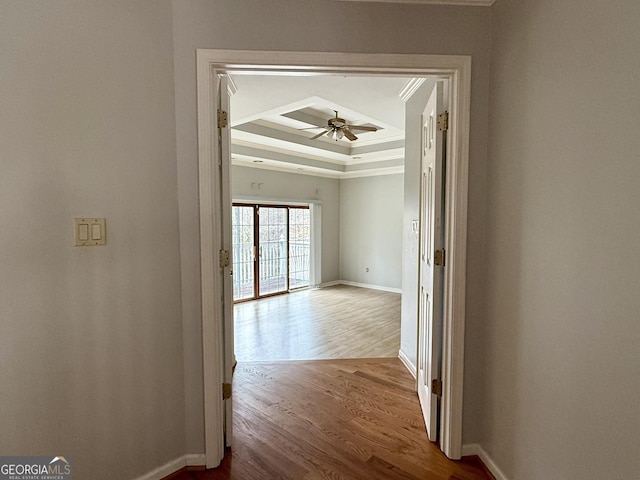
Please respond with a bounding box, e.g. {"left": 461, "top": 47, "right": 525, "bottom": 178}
{"left": 232, "top": 241, "right": 310, "bottom": 301}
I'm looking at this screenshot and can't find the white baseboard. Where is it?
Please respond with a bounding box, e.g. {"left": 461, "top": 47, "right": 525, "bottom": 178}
{"left": 132, "top": 454, "right": 205, "bottom": 480}
{"left": 398, "top": 349, "right": 416, "bottom": 378}
{"left": 185, "top": 454, "right": 206, "bottom": 466}
{"left": 462, "top": 444, "right": 508, "bottom": 480}
{"left": 320, "top": 280, "right": 401, "bottom": 294}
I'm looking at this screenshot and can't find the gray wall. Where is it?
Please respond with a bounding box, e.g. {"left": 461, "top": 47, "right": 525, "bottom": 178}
{"left": 340, "top": 175, "right": 404, "bottom": 289}
{"left": 231, "top": 166, "right": 341, "bottom": 283}
{"left": 0, "top": 2, "right": 184, "bottom": 479}
{"left": 172, "top": 0, "right": 492, "bottom": 451}
{"left": 1, "top": 1, "right": 495, "bottom": 475}
{"left": 482, "top": 0, "right": 640, "bottom": 478}
{"left": 4, "top": 2, "right": 640, "bottom": 478}
{"left": 232, "top": 167, "right": 403, "bottom": 289}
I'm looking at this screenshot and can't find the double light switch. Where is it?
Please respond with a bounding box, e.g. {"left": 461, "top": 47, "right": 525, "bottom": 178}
{"left": 75, "top": 218, "right": 106, "bottom": 246}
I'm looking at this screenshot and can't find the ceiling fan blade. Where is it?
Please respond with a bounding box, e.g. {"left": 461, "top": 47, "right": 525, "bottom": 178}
{"left": 343, "top": 129, "right": 358, "bottom": 141}
{"left": 298, "top": 126, "right": 326, "bottom": 130}
{"left": 347, "top": 125, "right": 377, "bottom": 132}
{"left": 310, "top": 129, "right": 329, "bottom": 140}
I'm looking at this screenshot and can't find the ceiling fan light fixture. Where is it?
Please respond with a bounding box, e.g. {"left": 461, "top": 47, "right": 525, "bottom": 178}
{"left": 306, "top": 110, "right": 377, "bottom": 143}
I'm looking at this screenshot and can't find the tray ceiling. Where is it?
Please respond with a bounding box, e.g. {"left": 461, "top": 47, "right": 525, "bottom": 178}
{"left": 230, "top": 74, "right": 415, "bottom": 178}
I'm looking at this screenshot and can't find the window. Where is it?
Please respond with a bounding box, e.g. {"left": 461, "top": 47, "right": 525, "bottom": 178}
{"left": 232, "top": 204, "right": 310, "bottom": 302}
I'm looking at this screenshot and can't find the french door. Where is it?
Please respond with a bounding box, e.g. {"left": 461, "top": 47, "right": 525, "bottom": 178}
{"left": 417, "top": 81, "right": 446, "bottom": 443}
{"left": 232, "top": 204, "right": 310, "bottom": 302}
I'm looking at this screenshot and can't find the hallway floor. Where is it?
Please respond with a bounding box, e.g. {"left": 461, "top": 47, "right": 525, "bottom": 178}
{"left": 168, "top": 359, "right": 490, "bottom": 480}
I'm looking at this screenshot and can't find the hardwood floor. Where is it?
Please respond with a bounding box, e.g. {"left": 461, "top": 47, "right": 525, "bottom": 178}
{"left": 234, "top": 284, "right": 401, "bottom": 361}
{"left": 164, "top": 288, "right": 491, "bottom": 480}
{"left": 170, "top": 358, "right": 489, "bottom": 480}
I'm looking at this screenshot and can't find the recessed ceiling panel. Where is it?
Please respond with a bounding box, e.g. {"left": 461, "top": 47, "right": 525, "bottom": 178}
{"left": 230, "top": 74, "right": 423, "bottom": 178}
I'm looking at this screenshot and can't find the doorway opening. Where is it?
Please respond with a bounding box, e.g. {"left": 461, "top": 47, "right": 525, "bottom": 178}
{"left": 228, "top": 73, "right": 406, "bottom": 367}
{"left": 229, "top": 73, "right": 406, "bottom": 366}
{"left": 196, "top": 50, "right": 471, "bottom": 468}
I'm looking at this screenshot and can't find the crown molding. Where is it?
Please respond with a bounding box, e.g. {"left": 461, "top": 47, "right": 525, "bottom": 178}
{"left": 335, "top": 0, "right": 496, "bottom": 5}
{"left": 226, "top": 74, "right": 238, "bottom": 97}
{"left": 399, "top": 78, "right": 427, "bottom": 102}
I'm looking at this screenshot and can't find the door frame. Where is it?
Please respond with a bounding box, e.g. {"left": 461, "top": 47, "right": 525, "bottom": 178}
{"left": 196, "top": 49, "right": 471, "bottom": 467}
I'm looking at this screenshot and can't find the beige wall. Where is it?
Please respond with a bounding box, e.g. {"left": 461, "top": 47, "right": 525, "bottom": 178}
{"left": 0, "top": 2, "right": 184, "bottom": 479}
{"left": 483, "top": 0, "right": 640, "bottom": 478}
{"left": 172, "top": 0, "right": 492, "bottom": 451}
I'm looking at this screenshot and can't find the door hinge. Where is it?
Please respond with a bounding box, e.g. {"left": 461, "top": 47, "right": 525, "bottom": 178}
{"left": 217, "top": 109, "right": 228, "bottom": 128}
{"left": 431, "top": 378, "right": 442, "bottom": 397}
{"left": 437, "top": 111, "right": 449, "bottom": 132}
{"left": 222, "top": 382, "right": 232, "bottom": 400}
{"left": 219, "top": 249, "right": 230, "bottom": 268}
{"left": 434, "top": 249, "right": 446, "bottom": 266}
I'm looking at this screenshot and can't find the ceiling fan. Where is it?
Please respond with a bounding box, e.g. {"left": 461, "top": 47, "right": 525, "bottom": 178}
{"left": 304, "top": 111, "right": 378, "bottom": 141}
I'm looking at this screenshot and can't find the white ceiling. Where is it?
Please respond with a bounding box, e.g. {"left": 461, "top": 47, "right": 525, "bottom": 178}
{"left": 230, "top": 74, "right": 417, "bottom": 178}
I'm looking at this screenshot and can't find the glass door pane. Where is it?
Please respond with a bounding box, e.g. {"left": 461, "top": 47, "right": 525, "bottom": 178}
{"left": 258, "top": 207, "right": 288, "bottom": 296}
{"left": 289, "top": 208, "right": 310, "bottom": 289}
{"left": 232, "top": 205, "right": 255, "bottom": 301}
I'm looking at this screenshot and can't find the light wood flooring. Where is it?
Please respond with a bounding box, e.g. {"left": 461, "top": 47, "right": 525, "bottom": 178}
{"left": 168, "top": 359, "right": 490, "bottom": 480}
{"left": 234, "top": 284, "right": 401, "bottom": 361}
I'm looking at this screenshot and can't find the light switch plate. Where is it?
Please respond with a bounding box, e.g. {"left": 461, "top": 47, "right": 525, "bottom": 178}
{"left": 75, "top": 218, "right": 106, "bottom": 246}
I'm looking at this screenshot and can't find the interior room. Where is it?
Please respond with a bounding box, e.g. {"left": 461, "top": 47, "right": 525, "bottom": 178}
{"left": 228, "top": 74, "right": 408, "bottom": 362}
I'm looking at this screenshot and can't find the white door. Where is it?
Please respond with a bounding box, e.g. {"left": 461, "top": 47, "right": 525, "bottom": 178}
{"left": 417, "top": 81, "right": 446, "bottom": 443}
{"left": 218, "top": 75, "right": 234, "bottom": 448}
